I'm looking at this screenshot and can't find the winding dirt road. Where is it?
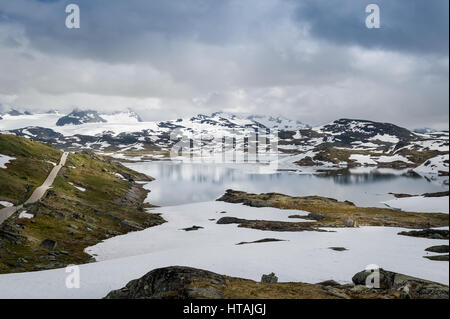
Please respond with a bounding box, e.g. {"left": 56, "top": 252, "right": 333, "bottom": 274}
{"left": 0, "top": 152, "right": 68, "bottom": 224}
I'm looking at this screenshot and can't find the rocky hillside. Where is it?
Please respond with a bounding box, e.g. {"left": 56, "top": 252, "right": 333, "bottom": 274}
{"left": 0, "top": 134, "right": 165, "bottom": 274}
{"left": 104, "top": 266, "right": 448, "bottom": 299}
{"left": 1, "top": 111, "right": 448, "bottom": 178}
{"left": 0, "top": 134, "right": 62, "bottom": 204}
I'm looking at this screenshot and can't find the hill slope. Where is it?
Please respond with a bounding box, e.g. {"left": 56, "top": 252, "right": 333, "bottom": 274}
{"left": 0, "top": 134, "right": 164, "bottom": 274}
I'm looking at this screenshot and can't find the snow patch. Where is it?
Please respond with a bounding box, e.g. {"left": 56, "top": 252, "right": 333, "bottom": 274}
{"left": 68, "top": 182, "right": 86, "bottom": 192}
{"left": 0, "top": 201, "right": 13, "bottom": 207}
{"left": 349, "top": 154, "right": 377, "bottom": 166}
{"left": 0, "top": 154, "right": 16, "bottom": 168}
{"left": 383, "top": 196, "right": 449, "bottom": 214}
{"left": 369, "top": 134, "right": 400, "bottom": 144}
{"left": 18, "top": 211, "right": 34, "bottom": 219}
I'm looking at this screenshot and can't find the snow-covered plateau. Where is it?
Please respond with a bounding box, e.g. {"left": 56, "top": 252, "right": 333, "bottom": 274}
{"left": 0, "top": 201, "right": 447, "bottom": 299}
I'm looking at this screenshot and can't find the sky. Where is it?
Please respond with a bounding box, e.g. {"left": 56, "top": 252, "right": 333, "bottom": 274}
{"left": 0, "top": 0, "right": 448, "bottom": 129}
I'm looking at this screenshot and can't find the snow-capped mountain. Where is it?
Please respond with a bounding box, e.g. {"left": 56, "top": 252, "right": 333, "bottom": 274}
{"left": 204, "top": 112, "right": 310, "bottom": 131}
{"left": 315, "top": 119, "right": 417, "bottom": 145}
{"left": 56, "top": 110, "right": 107, "bottom": 126}
{"left": 0, "top": 109, "right": 30, "bottom": 118}
{"left": 0, "top": 109, "right": 144, "bottom": 130}
{"left": 0, "top": 110, "right": 448, "bottom": 180}
{"left": 101, "top": 110, "right": 143, "bottom": 124}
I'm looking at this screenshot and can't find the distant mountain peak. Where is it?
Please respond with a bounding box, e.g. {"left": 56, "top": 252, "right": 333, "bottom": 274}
{"left": 7, "top": 109, "right": 24, "bottom": 116}
{"left": 56, "top": 109, "right": 107, "bottom": 126}
{"left": 101, "top": 110, "right": 143, "bottom": 123}
{"left": 414, "top": 128, "right": 438, "bottom": 134}
{"left": 316, "top": 118, "right": 417, "bottom": 144}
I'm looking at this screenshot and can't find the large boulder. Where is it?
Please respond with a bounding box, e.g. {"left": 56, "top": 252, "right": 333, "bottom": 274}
{"left": 344, "top": 217, "right": 357, "bottom": 227}
{"left": 40, "top": 239, "right": 57, "bottom": 250}
{"left": 261, "top": 273, "right": 278, "bottom": 284}
{"left": 104, "top": 266, "right": 226, "bottom": 299}
{"left": 352, "top": 268, "right": 449, "bottom": 299}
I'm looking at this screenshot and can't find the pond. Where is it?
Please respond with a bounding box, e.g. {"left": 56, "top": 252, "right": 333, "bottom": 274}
{"left": 125, "top": 161, "right": 448, "bottom": 208}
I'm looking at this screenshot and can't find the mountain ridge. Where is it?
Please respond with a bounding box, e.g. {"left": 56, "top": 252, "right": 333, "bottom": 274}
{"left": 1, "top": 110, "right": 448, "bottom": 179}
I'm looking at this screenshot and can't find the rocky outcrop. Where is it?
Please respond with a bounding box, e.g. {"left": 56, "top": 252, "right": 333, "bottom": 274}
{"left": 424, "top": 255, "right": 449, "bottom": 261}
{"left": 329, "top": 247, "right": 348, "bottom": 252}
{"left": 40, "top": 239, "right": 57, "bottom": 250}
{"left": 307, "top": 213, "right": 326, "bottom": 221}
{"left": 398, "top": 229, "right": 449, "bottom": 240}
{"left": 294, "top": 157, "right": 323, "bottom": 166}
{"left": 104, "top": 266, "right": 449, "bottom": 299}
{"left": 181, "top": 226, "right": 204, "bottom": 232}
{"left": 217, "top": 190, "right": 449, "bottom": 229}
{"left": 352, "top": 268, "right": 449, "bottom": 299}
{"left": 104, "top": 266, "right": 226, "bottom": 299}
{"left": 236, "top": 238, "right": 286, "bottom": 245}
{"left": 261, "top": 273, "right": 278, "bottom": 284}
{"left": 216, "top": 216, "right": 326, "bottom": 232}
{"left": 425, "top": 245, "right": 449, "bottom": 253}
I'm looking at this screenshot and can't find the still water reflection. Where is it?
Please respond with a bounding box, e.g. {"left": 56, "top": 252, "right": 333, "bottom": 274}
{"left": 125, "top": 161, "right": 448, "bottom": 207}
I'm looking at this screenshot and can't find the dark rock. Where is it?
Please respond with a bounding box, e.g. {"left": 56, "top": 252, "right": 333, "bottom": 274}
{"left": 425, "top": 245, "right": 449, "bottom": 254}
{"left": 329, "top": 247, "right": 348, "bottom": 252}
{"left": 120, "top": 219, "right": 144, "bottom": 231}
{"left": 181, "top": 226, "right": 204, "bottom": 232}
{"left": 352, "top": 268, "right": 449, "bottom": 299}
{"left": 294, "top": 156, "right": 321, "bottom": 166}
{"left": 247, "top": 200, "right": 274, "bottom": 208}
{"left": 307, "top": 213, "right": 325, "bottom": 221}
{"left": 216, "top": 217, "right": 244, "bottom": 225}
{"left": 424, "top": 255, "right": 449, "bottom": 262}
{"left": 289, "top": 215, "right": 306, "bottom": 219}
{"left": 389, "top": 193, "right": 415, "bottom": 198}
{"left": 398, "top": 229, "right": 449, "bottom": 240}
{"left": 104, "top": 266, "right": 225, "bottom": 299}
{"left": 422, "top": 191, "right": 449, "bottom": 198}
{"left": 40, "top": 239, "right": 57, "bottom": 250}
{"left": 261, "top": 273, "right": 278, "bottom": 284}
{"left": 237, "top": 238, "right": 286, "bottom": 245}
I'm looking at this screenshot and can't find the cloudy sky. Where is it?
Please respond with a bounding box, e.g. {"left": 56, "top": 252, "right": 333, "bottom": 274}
{"left": 0, "top": 0, "right": 448, "bottom": 129}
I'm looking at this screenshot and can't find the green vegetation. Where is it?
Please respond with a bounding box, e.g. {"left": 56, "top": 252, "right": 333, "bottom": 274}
{"left": 396, "top": 148, "right": 443, "bottom": 165}
{"left": 0, "top": 135, "right": 164, "bottom": 274}
{"left": 191, "top": 278, "right": 394, "bottom": 299}
{"left": 218, "top": 190, "right": 449, "bottom": 229}
{"left": 0, "top": 134, "right": 62, "bottom": 204}
{"left": 313, "top": 147, "right": 376, "bottom": 166}
{"left": 307, "top": 145, "right": 445, "bottom": 169}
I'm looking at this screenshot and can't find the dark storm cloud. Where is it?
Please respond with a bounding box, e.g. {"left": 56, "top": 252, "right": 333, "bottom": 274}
{"left": 3, "top": 0, "right": 446, "bottom": 61}
{"left": 295, "top": 0, "right": 449, "bottom": 55}
{"left": 1, "top": 0, "right": 274, "bottom": 62}
{"left": 0, "top": 0, "right": 448, "bottom": 129}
